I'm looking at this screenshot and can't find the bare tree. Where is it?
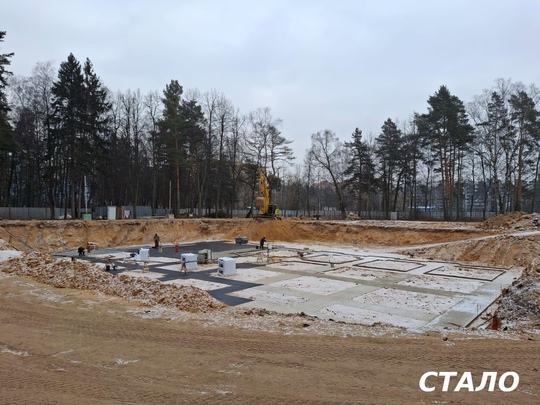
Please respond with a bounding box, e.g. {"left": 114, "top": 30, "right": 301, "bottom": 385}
{"left": 119, "top": 89, "right": 148, "bottom": 218}
{"left": 468, "top": 78, "right": 540, "bottom": 214}
{"left": 144, "top": 90, "right": 163, "bottom": 215}
{"left": 225, "top": 109, "right": 246, "bottom": 215}
{"left": 199, "top": 90, "right": 237, "bottom": 215}
{"left": 8, "top": 62, "right": 56, "bottom": 214}
{"left": 214, "top": 93, "right": 234, "bottom": 213}
{"left": 244, "top": 107, "right": 293, "bottom": 205}
{"left": 309, "top": 130, "right": 350, "bottom": 219}
{"left": 302, "top": 150, "right": 316, "bottom": 217}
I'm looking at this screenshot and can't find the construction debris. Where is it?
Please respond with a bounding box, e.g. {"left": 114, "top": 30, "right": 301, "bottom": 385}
{"left": 0, "top": 252, "right": 226, "bottom": 313}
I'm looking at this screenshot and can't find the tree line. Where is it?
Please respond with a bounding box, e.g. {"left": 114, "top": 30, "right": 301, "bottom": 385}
{"left": 306, "top": 80, "right": 539, "bottom": 220}
{"left": 1, "top": 31, "right": 539, "bottom": 220}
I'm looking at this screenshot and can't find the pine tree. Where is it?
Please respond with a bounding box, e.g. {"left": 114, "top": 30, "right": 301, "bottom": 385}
{"left": 82, "top": 58, "right": 111, "bottom": 211}
{"left": 483, "top": 92, "right": 511, "bottom": 213}
{"left": 417, "top": 86, "right": 474, "bottom": 220}
{"left": 375, "top": 119, "right": 405, "bottom": 214}
{"left": 344, "top": 128, "right": 375, "bottom": 213}
{"left": 159, "top": 80, "right": 184, "bottom": 215}
{"left": 51, "top": 53, "right": 85, "bottom": 217}
{"left": 51, "top": 53, "right": 111, "bottom": 218}
{"left": 509, "top": 91, "right": 539, "bottom": 211}
{"left": 180, "top": 98, "right": 206, "bottom": 216}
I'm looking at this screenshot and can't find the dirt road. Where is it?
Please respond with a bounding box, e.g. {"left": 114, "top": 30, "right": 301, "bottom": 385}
{"left": 1, "top": 274, "right": 539, "bottom": 404}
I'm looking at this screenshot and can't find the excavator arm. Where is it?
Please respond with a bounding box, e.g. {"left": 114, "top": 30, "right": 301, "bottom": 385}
{"left": 255, "top": 170, "right": 280, "bottom": 219}
{"left": 259, "top": 171, "right": 270, "bottom": 215}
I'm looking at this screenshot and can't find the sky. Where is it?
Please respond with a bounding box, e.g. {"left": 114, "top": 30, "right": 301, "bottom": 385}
{"left": 3, "top": 0, "right": 540, "bottom": 162}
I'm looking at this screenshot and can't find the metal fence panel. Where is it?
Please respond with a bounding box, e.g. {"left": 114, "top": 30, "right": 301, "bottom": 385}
{"left": 0, "top": 206, "right": 496, "bottom": 222}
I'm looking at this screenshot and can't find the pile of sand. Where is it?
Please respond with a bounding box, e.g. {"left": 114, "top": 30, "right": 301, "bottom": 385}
{"left": 0, "top": 251, "right": 226, "bottom": 313}
{"left": 403, "top": 234, "right": 540, "bottom": 270}
{"left": 0, "top": 238, "right": 11, "bottom": 250}
{"left": 496, "top": 263, "right": 540, "bottom": 331}
{"left": 480, "top": 211, "right": 539, "bottom": 230}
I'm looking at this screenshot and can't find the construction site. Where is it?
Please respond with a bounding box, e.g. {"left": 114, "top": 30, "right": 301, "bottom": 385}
{"left": 1, "top": 213, "right": 539, "bottom": 404}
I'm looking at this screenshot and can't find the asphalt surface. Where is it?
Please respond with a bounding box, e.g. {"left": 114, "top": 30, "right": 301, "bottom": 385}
{"left": 55, "top": 241, "right": 265, "bottom": 306}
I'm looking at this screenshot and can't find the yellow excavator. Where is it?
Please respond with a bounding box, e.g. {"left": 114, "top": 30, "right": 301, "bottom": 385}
{"left": 255, "top": 170, "right": 280, "bottom": 219}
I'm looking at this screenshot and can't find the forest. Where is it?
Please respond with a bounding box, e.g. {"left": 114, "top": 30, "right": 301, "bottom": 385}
{"left": 1, "top": 31, "right": 539, "bottom": 221}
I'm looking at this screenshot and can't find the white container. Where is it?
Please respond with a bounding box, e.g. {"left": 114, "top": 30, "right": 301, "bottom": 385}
{"left": 181, "top": 253, "right": 198, "bottom": 270}
{"left": 107, "top": 206, "right": 117, "bottom": 220}
{"left": 218, "top": 257, "right": 236, "bottom": 275}
{"left": 139, "top": 248, "right": 149, "bottom": 261}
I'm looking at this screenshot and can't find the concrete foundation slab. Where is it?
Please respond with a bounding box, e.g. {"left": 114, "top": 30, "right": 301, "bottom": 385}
{"left": 58, "top": 240, "right": 522, "bottom": 331}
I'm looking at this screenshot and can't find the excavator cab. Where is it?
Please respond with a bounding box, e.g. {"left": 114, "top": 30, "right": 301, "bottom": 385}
{"left": 267, "top": 204, "right": 278, "bottom": 216}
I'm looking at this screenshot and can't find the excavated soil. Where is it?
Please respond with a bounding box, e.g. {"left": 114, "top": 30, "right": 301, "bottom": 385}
{"left": 0, "top": 217, "right": 497, "bottom": 254}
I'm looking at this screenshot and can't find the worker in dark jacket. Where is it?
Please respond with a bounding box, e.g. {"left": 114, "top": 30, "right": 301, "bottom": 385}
{"left": 259, "top": 236, "right": 266, "bottom": 250}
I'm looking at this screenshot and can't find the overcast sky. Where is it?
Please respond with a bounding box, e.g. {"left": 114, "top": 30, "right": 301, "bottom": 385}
{"left": 3, "top": 0, "right": 539, "bottom": 162}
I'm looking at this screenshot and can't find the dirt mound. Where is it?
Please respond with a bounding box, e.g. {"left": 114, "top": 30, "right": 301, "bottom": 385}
{"left": 0, "top": 252, "right": 225, "bottom": 313}
{"left": 480, "top": 211, "right": 539, "bottom": 230}
{"left": 403, "top": 233, "right": 540, "bottom": 270}
{"left": 0, "top": 238, "right": 12, "bottom": 250}
{"left": 0, "top": 219, "right": 224, "bottom": 253}
{"left": 221, "top": 219, "right": 490, "bottom": 247}
{"left": 496, "top": 268, "right": 540, "bottom": 331}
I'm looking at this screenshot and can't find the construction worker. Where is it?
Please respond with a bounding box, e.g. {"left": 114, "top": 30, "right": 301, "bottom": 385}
{"left": 180, "top": 259, "right": 188, "bottom": 275}
{"left": 260, "top": 236, "right": 266, "bottom": 250}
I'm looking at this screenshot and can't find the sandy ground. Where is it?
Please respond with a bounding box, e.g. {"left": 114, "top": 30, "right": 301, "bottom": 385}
{"left": 1, "top": 213, "right": 540, "bottom": 403}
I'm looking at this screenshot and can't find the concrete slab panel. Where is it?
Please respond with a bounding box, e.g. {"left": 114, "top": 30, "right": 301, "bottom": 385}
{"left": 164, "top": 279, "right": 228, "bottom": 291}
{"left": 357, "top": 259, "right": 424, "bottom": 272}
{"left": 319, "top": 304, "right": 428, "bottom": 328}
{"left": 397, "top": 274, "right": 485, "bottom": 293}
{"left": 269, "top": 276, "right": 358, "bottom": 295}
{"left": 215, "top": 268, "right": 282, "bottom": 283}
{"left": 427, "top": 264, "right": 505, "bottom": 281}
{"left": 324, "top": 267, "right": 396, "bottom": 281}
{"left": 268, "top": 261, "right": 330, "bottom": 271}
{"left": 229, "top": 288, "right": 310, "bottom": 306}
{"left": 303, "top": 253, "right": 359, "bottom": 264}
{"left": 352, "top": 288, "right": 463, "bottom": 314}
